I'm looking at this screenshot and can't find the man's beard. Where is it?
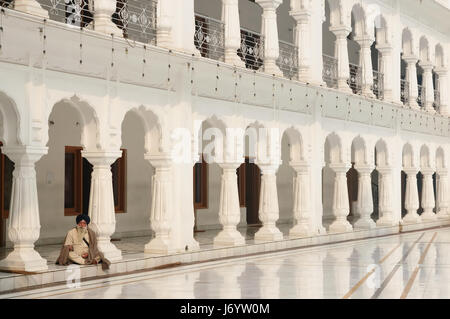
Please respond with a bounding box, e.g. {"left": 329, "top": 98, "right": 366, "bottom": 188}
{"left": 76, "top": 225, "right": 87, "bottom": 235}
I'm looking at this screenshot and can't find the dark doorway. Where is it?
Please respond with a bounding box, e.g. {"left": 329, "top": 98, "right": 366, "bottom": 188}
{"left": 417, "top": 172, "right": 423, "bottom": 215}
{"left": 82, "top": 158, "right": 93, "bottom": 215}
{"left": 401, "top": 171, "right": 407, "bottom": 217}
{"left": 245, "top": 158, "right": 261, "bottom": 225}
{"left": 346, "top": 164, "right": 358, "bottom": 219}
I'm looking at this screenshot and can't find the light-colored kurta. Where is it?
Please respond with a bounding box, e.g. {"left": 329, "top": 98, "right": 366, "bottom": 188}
{"left": 64, "top": 227, "right": 99, "bottom": 265}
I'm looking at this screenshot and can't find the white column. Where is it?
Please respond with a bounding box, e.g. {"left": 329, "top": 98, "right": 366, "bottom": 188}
{"left": 255, "top": 0, "right": 283, "bottom": 77}
{"left": 356, "top": 36, "right": 375, "bottom": 98}
{"left": 222, "top": 0, "right": 245, "bottom": 67}
{"left": 376, "top": 167, "right": 397, "bottom": 227}
{"left": 289, "top": 162, "right": 313, "bottom": 238}
{"left": 402, "top": 169, "right": 421, "bottom": 224}
{"left": 330, "top": 26, "right": 353, "bottom": 93}
{"left": 157, "top": 0, "right": 172, "bottom": 48}
{"left": 144, "top": 155, "right": 175, "bottom": 254}
{"left": 329, "top": 163, "right": 353, "bottom": 233}
{"left": 82, "top": 151, "right": 122, "bottom": 262}
{"left": 93, "top": 0, "right": 122, "bottom": 37}
{"left": 290, "top": 10, "right": 311, "bottom": 82}
{"left": 436, "top": 169, "right": 450, "bottom": 219}
{"left": 14, "top": 0, "right": 49, "bottom": 18}
{"left": 420, "top": 63, "right": 435, "bottom": 112}
{"left": 0, "top": 146, "right": 48, "bottom": 272}
{"left": 404, "top": 56, "right": 420, "bottom": 109}
{"left": 213, "top": 162, "right": 245, "bottom": 248}
{"left": 377, "top": 45, "right": 394, "bottom": 102}
{"left": 435, "top": 68, "right": 449, "bottom": 116}
{"left": 254, "top": 164, "right": 283, "bottom": 242}
{"left": 354, "top": 165, "right": 376, "bottom": 229}
{"left": 421, "top": 168, "right": 437, "bottom": 221}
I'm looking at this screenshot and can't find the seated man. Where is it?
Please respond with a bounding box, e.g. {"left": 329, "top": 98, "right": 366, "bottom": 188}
{"left": 56, "top": 214, "right": 110, "bottom": 270}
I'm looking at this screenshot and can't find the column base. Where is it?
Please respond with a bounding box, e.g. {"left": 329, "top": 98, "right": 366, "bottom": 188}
{"left": 328, "top": 220, "right": 353, "bottom": 234}
{"left": 402, "top": 212, "right": 422, "bottom": 224}
{"left": 376, "top": 216, "right": 398, "bottom": 227}
{"left": 409, "top": 101, "right": 420, "bottom": 110}
{"left": 354, "top": 217, "right": 376, "bottom": 229}
{"left": 213, "top": 228, "right": 245, "bottom": 248}
{"left": 97, "top": 240, "right": 122, "bottom": 262}
{"left": 94, "top": 20, "right": 123, "bottom": 37}
{"left": 0, "top": 247, "right": 48, "bottom": 272}
{"left": 289, "top": 223, "right": 314, "bottom": 239}
{"left": 225, "top": 53, "right": 246, "bottom": 68}
{"left": 421, "top": 212, "right": 437, "bottom": 222}
{"left": 15, "top": 1, "right": 49, "bottom": 18}
{"left": 145, "top": 237, "right": 176, "bottom": 255}
{"left": 362, "top": 88, "right": 375, "bottom": 99}
{"left": 254, "top": 225, "right": 283, "bottom": 243}
{"left": 337, "top": 81, "right": 353, "bottom": 94}
{"left": 264, "top": 63, "right": 283, "bottom": 78}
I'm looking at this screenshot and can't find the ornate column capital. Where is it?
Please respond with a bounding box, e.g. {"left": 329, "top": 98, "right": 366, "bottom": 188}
{"left": 2, "top": 146, "right": 48, "bottom": 165}
{"left": 289, "top": 10, "right": 311, "bottom": 23}
{"left": 434, "top": 67, "right": 448, "bottom": 77}
{"left": 144, "top": 153, "right": 172, "bottom": 169}
{"left": 329, "top": 163, "right": 350, "bottom": 174}
{"left": 354, "top": 35, "right": 375, "bottom": 48}
{"left": 290, "top": 161, "right": 309, "bottom": 173}
{"left": 329, "top": 25, "right": 352, "bottom": 39}
{"left": 403, "top": 55, "right": 419, "bottom": 65}
{"left": 82, "top": 150, "right": 122, "bottom": 166}
{"left": 419, "top": 62, "right": 434, "bottom": 72}
{"left": 354, "top": 164, "right": 375, "bottom": 175}
{"left": 403, "top": 167, "right": 419, "bottom": 176}
{"left": 255, "top": 0, "right": 283, "bottom": 11}
{"left": 421, "top": 167, "right": 435, "bottom": 176}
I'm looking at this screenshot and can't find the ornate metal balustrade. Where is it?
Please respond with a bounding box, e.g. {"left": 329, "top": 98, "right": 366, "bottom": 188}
{"left": 2, "top": 0, "right": 157, "bottom": 44}
{"left": 276, "top": 40, "right": 298, "bottom": 79}
{"left": 401, "top": 79, "right": 409, "bottom": 105}
{"left": 238, "top": 27, "right": 264, "bottom": 71}
{"left": 348, "top": 63, "right": 362, "bottom": 95}
{"left": 112, "top": 0, "right": 157, "bottom": 44}
{"left": 372, "top": 70, "right": 384, "bottom": 100}
{"left": 322, "top": 54, "right": 338, "bottom": 88}
{"left": 434, "top": 89, "right": 441, "bottom": 109}
{"left": 194, "top": 14, "right": 225, "bottom": 62}
{"left": 417, "top": 85, "right": 426, "bottom": 107}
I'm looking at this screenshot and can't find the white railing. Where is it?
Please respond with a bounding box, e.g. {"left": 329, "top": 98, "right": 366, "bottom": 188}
{"left": 372, "top": 70, "right": 384, "bottom": 100}
{"left": 194, "top": 14, "right": 225, "bottom": 62}
{"left": 238, "top": 27, "right": 264, "bottom": 71}
{"left": 417, "top": 85, "right": 426, "bottom": 107}
{"left": 2, "top": 0, "right": 157, "bottom": 44}
{"left": 401, "top": 79, "right": 409, "bottom": 105}
{"left": 322, "top": 54, "right": 338, "bottom": 88}
{"left": 348, "top": 63, "right": 362, "bottom": 95}
{"left": 276, "top": 40, "right": 298, "bottom": 80}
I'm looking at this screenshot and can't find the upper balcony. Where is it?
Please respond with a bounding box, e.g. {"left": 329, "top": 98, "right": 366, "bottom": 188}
{"left": 0, "top": 0, "right": 449, "bottom": 122}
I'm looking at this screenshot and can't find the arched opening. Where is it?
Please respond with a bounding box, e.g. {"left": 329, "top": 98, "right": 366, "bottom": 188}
{"left": 116, "top": 109, "right": 152, "bottom": 238}
{"left": 194, "top": 0, "right": 224, "bottom": 61}
{"left": 36, "top": 99, "right": 98, "bottom": 242}
{"left": 401, "top": 28, "right": 415, "bottom": 106}
{"left": 277, "top": 131, "right": 296, "bottom": 229}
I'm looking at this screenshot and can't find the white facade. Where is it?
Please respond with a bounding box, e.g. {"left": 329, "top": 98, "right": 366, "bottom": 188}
{"left": 0, "top": 0, "right": 449, "bottom": 272}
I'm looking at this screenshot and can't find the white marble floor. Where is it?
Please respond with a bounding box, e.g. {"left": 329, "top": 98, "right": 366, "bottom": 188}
{"left": 1, "top": 227, "right": 449, "bottom": 299}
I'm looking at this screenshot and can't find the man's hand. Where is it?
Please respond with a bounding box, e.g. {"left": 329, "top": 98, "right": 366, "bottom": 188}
{"left": 68, "top": 245, "right": 73, "bottom": 251}
{"left": 82, "top": 253, "right": 89, "bottom": 259}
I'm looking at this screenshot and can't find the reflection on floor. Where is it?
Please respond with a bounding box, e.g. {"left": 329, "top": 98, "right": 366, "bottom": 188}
{"left": 2, "top": 227, "right": 449, "bottom": 299}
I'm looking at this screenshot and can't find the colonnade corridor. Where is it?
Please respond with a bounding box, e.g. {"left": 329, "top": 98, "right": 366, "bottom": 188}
{"left": 2, "top": 227, "right": 449, "bottom": 299}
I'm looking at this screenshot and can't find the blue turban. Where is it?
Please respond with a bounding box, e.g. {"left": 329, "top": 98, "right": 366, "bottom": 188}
{"left": 76, "top": 214, "right": 90, "bottom": 225}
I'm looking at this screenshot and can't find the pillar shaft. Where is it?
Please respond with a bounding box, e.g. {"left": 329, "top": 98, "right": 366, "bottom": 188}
{"left": 214, "top": 162, "right": 245, "bottom": 247}
{"left": 354, "top": 166, "right": 375, "bottom": 229}
{"left": 83, "top": 151, "right": 122, "bottom": 262}
{"left": 404, "top": 56, "right": 419, "bottom": 109}
{"left": 93, "top": 0, "right": 122, "bottom": 36}
{"left": 421, "top": 63, "right": 435, "bottom": 112}
{"left": 330, "top": 26, "right": 352, "bottom": 93}
{"left": 377, "top": 46, "right": 394, "bottom": 102}
{"left": 403, "top": 169, "right": 421, "bottom": 224}
{"left": 329, "top": 164, "right": 353, "bottom": 233}
{"left": 356, "top": 36, "right": 375, "bottom": 98}
{"left": 144, "top": 155, "right": 175, "bottom": 254}
{"left": 291, "top": 11, "right": 311, "bottom": 82}
{"left": 222, "top": 0, "right": 245, "bottom": 67}
{"left": 436, "top": 170, "right": 450, "bottom": 219}
{"left": 376, "top": 168, "right": 397, "bottom": 226}
{"left": 254, "top": 164, "right": 283, "bottom": 242}
{"left": 256, "top": 0, "right": 283, "bottom": 76}
{"left": 0, "top": 146, "right": 48, "bottom": 272}
{"left": 421, "top": 169, "right": 437, "bottom": 221}
{"left": 435, "top": 69, "right": 449, "bottom": 116}
{"left": 289, "top": 163, "right": 313, "bottom": 238}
